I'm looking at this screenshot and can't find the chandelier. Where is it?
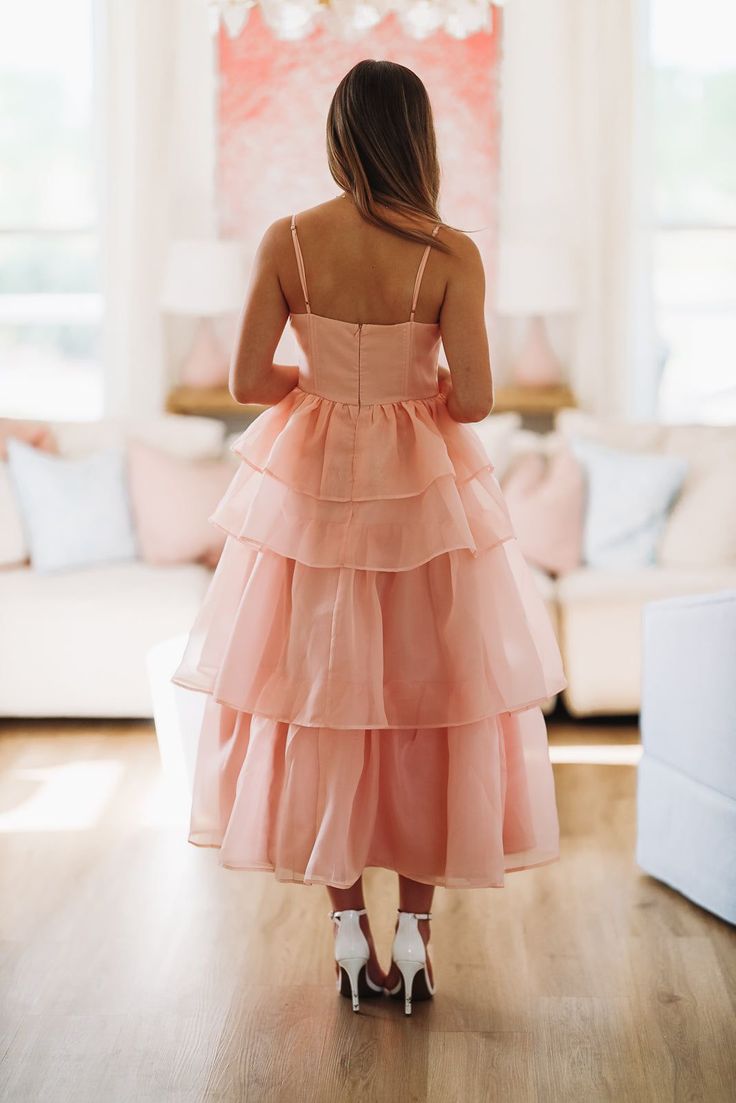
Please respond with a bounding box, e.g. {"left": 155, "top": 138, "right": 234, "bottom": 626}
{"left": 208, "top": 0, "right": 506, "bottom": 42}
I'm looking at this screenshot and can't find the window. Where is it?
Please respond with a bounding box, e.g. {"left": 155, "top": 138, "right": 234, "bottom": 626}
{"left": 0, "top": 0, "right": 102, "bottom": 420}
{"left": 651, "top": 0, "right": 736, "bottom": 423}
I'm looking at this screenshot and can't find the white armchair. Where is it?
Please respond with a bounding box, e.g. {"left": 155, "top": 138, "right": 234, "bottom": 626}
{"left": 636, "top": 589, "right": 736, "bottom": 925}
{"left": 146, "top": 635, "right": 206, "bottom": 820}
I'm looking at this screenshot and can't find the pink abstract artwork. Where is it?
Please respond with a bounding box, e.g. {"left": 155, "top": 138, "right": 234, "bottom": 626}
{"left": 217, "top": 9, "right": 502, "bottom": 312}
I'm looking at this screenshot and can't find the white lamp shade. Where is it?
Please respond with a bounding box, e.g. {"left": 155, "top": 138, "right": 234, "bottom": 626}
{"left": 161, "top": 239, "right": 246, "bottom": 315}
{"left": 495, "top": 239, "right": 580, "bottom": 316}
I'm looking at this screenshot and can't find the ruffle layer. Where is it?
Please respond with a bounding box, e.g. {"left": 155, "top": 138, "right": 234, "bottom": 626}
{"left": 210, "top": 460, "right": 514, "bottom": 571}
{"left": 207, "top": 387, "right": 517, "bottom": 571}
{"left": 171, "top": 536, "right": 567, "bottom": 729}
{"left": 229, "top": 386, "right": 494, "bottom": 500}
{"left": 187, "top": 695, "right": 561, "bottom": 889}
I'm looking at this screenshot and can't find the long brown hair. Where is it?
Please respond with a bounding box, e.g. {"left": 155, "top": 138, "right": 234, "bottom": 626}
{"left": 326, "top": 60, "right": 452, "bottom": 254}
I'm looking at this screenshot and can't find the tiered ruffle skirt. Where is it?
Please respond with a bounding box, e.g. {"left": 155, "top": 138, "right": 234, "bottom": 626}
{"left": 171, "top": 386, "right": 567, "bottom": 888}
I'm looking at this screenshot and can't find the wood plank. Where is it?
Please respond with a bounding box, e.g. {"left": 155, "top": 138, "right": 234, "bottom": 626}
{"left": 0, "top": 718, "right": 734, "bottom": 1102}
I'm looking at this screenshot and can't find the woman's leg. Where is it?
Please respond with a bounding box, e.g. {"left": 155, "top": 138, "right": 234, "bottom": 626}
{"left": 398, "top": 874, "right": 435, "bottom": 916}
{"left": 327, "top": 875, "right": 386, "bottom": 986}
{"left": 384, "top": 875, "right": 435, "bottom": 990}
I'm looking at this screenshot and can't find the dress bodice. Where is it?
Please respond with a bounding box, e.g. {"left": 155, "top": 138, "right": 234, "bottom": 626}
{"left": 289, "top": 213, "right": 442, "bottom": 407}
{"left": 290, "top": 313, "right": 441, "bottom": 406}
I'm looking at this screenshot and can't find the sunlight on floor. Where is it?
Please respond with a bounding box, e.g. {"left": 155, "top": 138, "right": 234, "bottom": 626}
{"left": 138, "top": 771, "right": 192, "bottom": 830}
{"left": 0, "top": 759, "right": 125, "bottom": 832}
{"left": 0, "top": 755, "right": 189, "bottom": 834}
{"left": 0, "top": 737, "right": 643, "bottom": 836}
{"left": 549, "top": 743, "right": 642, "bottom": 766}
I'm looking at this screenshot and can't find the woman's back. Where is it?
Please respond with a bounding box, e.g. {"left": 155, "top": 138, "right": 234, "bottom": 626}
{"left": 286, "top": 199, "right": 445, "bottom": 407}
{"left": 280, "top": 196, "right": 447, "bottom": 327}
{"left": 232, "top": 194, "right": 493, "bottom": 422}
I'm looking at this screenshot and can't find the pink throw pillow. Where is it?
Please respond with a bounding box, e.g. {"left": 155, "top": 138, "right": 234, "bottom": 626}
{"left": 0, "top": 418, "right": 57, "bottom": 459}
{"left": 127, "top": 438, "right": 234, "bottom": 566}
{"left": 502, "top": 448, "right": 584, "bottom": 575}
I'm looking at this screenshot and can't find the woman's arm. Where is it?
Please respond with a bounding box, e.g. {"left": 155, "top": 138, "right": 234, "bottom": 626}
{"left": 229, "top": 220, "right": 300, "bottom": 405}
{"left": 438, "top": 233, "right": 494, "bottom": 423}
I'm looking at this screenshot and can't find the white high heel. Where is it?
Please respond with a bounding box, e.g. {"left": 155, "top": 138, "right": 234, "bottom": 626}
{"left": 329, "top": 907, "right": 384, "bottom": 1012}
{"left": 386, "top": 909, "right": 436, "bottom": 1016}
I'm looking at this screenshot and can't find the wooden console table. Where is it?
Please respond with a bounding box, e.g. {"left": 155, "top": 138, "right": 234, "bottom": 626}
{"left": 166, "top": 380, "right": 576, "bottom": 431}
{"left": 166, "top": 384, "right": 262, "bottom": 420}
{"left": 491, "top": 382, "right": 576, "bottom": 430}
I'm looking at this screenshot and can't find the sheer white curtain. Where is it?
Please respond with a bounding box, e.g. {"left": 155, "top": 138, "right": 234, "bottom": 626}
{"left": 498, "top": 0, "right": 656, "bottom": 419}
{"left": 97, "top": 0, "right": 216, "bottom": 418}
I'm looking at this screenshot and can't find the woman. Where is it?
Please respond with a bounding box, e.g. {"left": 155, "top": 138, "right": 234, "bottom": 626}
{"left": 172, "top": 59, "right": 567, "bottom": 1016}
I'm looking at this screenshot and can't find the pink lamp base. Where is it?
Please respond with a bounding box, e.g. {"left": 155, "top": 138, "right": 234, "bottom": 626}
{"left": 180, "top": 319, "right": 230, "bottom": 388}
{"left": 512, "top": 315, "right": 564, "bottom": 388}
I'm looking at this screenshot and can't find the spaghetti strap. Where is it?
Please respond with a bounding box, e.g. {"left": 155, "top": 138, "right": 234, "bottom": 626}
{"left": 409, "top": 223, "right": 441, "bottom": 322}
{"left": 290, "top": 214, "right": 311, "bottom": 314}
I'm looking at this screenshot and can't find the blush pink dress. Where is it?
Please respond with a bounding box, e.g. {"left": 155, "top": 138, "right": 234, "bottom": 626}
{"left": 171, "top": 213, "right": 568, "bottom": 889}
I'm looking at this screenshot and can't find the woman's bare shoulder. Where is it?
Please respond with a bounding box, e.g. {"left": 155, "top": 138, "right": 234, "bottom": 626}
{"left": 289, "top": 197, "right": 345, "bottom": 226}
{"left": 262, "top": 198, "right": 345, "bottom": 246}
{"left": 438, "top": 224, "right": 482, "bottom": 267}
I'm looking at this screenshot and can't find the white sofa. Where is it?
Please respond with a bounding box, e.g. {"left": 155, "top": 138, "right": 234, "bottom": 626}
{"left": 549, "top": 410, "right": 736, "bottom": 716}
{"left": 0, "top": 415, "right": 223, "bottom": 718}
{"left": 1, "top": 410, "right": 733, "bottom": 719}
{"left": 0, "top": 559, "right": 213, "bottom": 717}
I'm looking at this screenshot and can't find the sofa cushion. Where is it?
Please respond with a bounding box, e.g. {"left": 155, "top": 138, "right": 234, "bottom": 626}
{"left": 568, "top": 435, "right": 688, "bottom": 567}
{"left": 6, "top": 438, "right": 139, "bottom": 574}
{"left": 657, "top": 428, "right": 736, "bottom": 569}
{"left": 0, "top": 419, "right": 60, "bottom": 567}
{"left": 0, "top": 560, "right": 213, "bottom": 717}
{"left": 502, "top": 448, "right": 584, "bottom": 575}
{"left": 507, "top": 427, "right": 566, "bottom": 460}
{"left": 467, "top": 412, "right": 522, "bottom": 481}
{"left": 557, "top": 564, "right": 736, "bottom": 604}
{"left": 556, "top": 409, "right": 736, "bottom": 568}
{"left": 0, "top": 418, "right": 58, "bottom": 459}
{"left": 556, "top": 565, "right": 736, "bottom": 716}
{"left": 50, "top": 413, "right": 226, "bottom": 461}
{"left": 0, "top": 466, "right": 28, "bottom": 567}
{"left": 127, "top": 438, "right": 234, "bottom": 566}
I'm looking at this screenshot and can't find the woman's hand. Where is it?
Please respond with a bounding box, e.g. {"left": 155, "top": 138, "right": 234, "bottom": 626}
{"left": 437, "top": 365, "right": 453, "bottom": 401}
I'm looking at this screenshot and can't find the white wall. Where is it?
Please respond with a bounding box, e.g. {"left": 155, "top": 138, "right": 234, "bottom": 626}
{"left": 496, "top": 0, "right": 656, "bottom": 418}
{"left": 98, "top": 0, "right": 216, "bottom": 418}
{"left": 100, "top": 0, "right": 655, "bottom": 421}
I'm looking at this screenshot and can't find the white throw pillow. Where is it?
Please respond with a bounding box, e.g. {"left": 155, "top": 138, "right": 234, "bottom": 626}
{"left": 6, "top": 438, "right": 139, "bottom": 573}
{"left": 569, "top": 435, "right": 689, "bottom": 568}
{"left": 556, "top": 409, "right": 736, "bottom": 568}
{"left": 50, "top": 414, "right": 226, "bottom": 461}
{"left": 468, "top": 412, "right": 522, "bottom": 480}
{"left": 0, "top": 464, "right": 28, "bottom": 566}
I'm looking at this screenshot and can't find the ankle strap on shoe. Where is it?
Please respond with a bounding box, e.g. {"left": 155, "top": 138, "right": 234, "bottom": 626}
{"left": 398, "top": 909, "right": 432, "bottom": 919}
{"left": 329, "top": 907, "right": 367, "bottom": 920}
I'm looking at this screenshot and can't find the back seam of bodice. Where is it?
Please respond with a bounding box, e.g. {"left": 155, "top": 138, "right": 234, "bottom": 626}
{"left": 289, "top": 214, "right": 442, "bottom": 406}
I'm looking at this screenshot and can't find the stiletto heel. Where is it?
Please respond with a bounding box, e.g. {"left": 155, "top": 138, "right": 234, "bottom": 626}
{"left": 329, "top": 907, "right": 383, "bottom": 1012}
{"left": 387, "top": 909, "right": 436, "bottom": 1015}
{"left": 339, "top": 956, "right": 367, "bottom": 1012}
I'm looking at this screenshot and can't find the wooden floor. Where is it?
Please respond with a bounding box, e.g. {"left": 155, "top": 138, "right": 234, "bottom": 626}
{"left": 0, "top": 715, "right": 734, "bottom": 1103}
